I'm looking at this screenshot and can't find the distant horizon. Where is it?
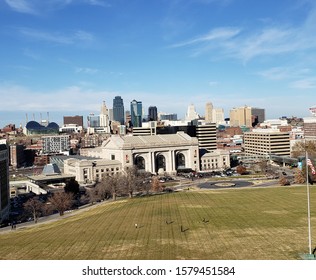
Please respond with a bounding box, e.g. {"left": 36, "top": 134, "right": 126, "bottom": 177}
{"left": 1, "top": 103, "right": 312, "bottom": 129}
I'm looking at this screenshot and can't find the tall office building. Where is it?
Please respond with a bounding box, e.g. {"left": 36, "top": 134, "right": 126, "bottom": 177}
{"left": 205, "top": 102, "right": 213, "bottom": 123}
{"left": 148, "top": 106, "right": 158, "bottom": 121}
{"left": 130, "top": 100, "right": 142, "bottom": 127}
{"left": 113, "top": 96, "right": 125, "bottom": 124}
{"left": 212, "top": 108, "right": 225, "bottom": 125}
{"left": 185, "top": 104, "right": 199, "bottom": 122}
{"left": 230, "top": 106, "right": 265, "bottom": 127}
{"left": 86, "top": 101, "right": 111, "bottom": 133}
{"left": 244, "top": 129, "right": 290, "bottom": 157}
{"left": 196, "top": 123, "right": 217, "bottom": 151}
{"left": 0, "top": 143, "right": 10, "bottom": 223}
{"left": 100, "top": 101, "right": 110, "bottom": 133}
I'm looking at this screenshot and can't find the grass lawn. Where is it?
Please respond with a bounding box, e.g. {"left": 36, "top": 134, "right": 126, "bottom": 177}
{"left": 0, "top": 185, "right": 315, "bottom": 260}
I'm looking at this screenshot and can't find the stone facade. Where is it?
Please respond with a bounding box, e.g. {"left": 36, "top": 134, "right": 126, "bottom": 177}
{"left": 64, "top": 158, "right": 122, "bottom": 184}
{"left": 83, "top": 132, "right": 200, "bottom": 175}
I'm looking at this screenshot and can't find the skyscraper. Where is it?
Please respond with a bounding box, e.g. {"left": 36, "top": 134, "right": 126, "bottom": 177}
{"left": 130, "top": 100, "right": 142, "bottom": 127}
{"left": 113, "top": 96, "right": 125, "bottom": 125}
{"left": 100, "top": 101, "right": 110, "bottom": 133}
{"left": 148, "top": 106, "right": 158, "bottom": 121}
{"left": 185, "top": 104, "right": 199, "bottom": 122}
{"left": 205, "top": 102, "right": 213, "bottom": 123}
{"left": 230, "top": 106, "right": 265, "bottom": 127}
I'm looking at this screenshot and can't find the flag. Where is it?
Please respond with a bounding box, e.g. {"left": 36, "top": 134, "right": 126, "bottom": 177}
{"left": 307, "top": 158, "right": 316, "bottom": 175}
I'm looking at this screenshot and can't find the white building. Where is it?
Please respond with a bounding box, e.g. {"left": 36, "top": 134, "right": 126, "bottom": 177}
{"left": 100, "top": 101, "right": 111, "bottom": 133}
{"left": 200, "top": 150, "right": 230, "bottom": 171}
{"left": 83, "top": 132, "right": 200, "bottom": 175}
{"left": 259, "top": 119, "right": 288, "bottom": 129}
{"left": 59, "top": 124, "right": 83, "bottom": 134}
{"left": 185, "top": 104, "right": 200, "bottom": 122}
{"left": 64, "top": 158, "right": 122, "bottom": 184}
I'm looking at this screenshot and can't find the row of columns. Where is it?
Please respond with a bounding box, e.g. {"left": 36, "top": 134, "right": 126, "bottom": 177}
{"left": 134, "top": 150, "right": 188, "bottom": 174}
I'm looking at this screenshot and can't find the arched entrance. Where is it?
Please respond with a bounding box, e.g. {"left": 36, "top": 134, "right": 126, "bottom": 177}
{"left": 134, "top": 156, "right": 145, "bottom": 170}
{"left": 176, "top": 152, "right": 185, "bottom": 169}
{"left": 156, "top": 154, "right": 166, "bottom": 173}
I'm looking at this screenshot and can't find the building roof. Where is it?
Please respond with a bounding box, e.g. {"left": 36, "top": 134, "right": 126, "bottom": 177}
{"left": 42, "top": 163, "right": 61, "bottom": 175}
{"left": 103, "top": 132, "right": 198, "bottom": 149}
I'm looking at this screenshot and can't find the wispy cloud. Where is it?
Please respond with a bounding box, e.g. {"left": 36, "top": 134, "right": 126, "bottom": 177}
{"left": 208, "top": 81, "right": 218, "bottom": 86}
{"left": 259, "top": 67, "right": 311, "bottom": 81}
{"left": 23, "top": 48, "right": 41, "bottom": 60}
{"left": 0, "top": 83, "right": 112, "bottom": 112}
{"left": 5, "top": 0, "right": 110, "bottom": 15}
{"left": 18, "top": 27, "right": 94, "bottom": 45}
{"left": 170, "top": 6, "right": 316, "bottom": 63}
{"left": 5, "top": 0, "right": 36, "bottom": 14}
{"left": 290, "top": 78, "right": 316, "bottom": 89}
{"left": 75, "top": 67, "right": 99, "bottom": 74}
{"left": 87, "top": 0, "right": 111, "bottom": 7}
{"left": 170, "top": 27, "right": 241, "bottom": 48}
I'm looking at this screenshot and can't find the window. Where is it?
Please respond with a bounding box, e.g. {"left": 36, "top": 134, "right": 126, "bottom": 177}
{"left": 111, "top": 155, "right": 115, "bottom": 160}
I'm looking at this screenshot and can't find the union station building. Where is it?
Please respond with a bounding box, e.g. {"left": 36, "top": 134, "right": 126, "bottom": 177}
{"left": 65, "top": 132, "right": 230, "bottom": 184}
{"left": 86, "top": 132, "right": 199, "bottom": 174}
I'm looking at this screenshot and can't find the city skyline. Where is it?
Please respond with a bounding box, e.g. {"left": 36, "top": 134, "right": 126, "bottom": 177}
{"left": 1, "top": 0, "right": 316, "bottom": 127}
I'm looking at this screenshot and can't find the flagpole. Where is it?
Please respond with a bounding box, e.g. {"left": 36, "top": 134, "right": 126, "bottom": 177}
{"left": 305, "top": 150, "right": 312, "bottom": 255}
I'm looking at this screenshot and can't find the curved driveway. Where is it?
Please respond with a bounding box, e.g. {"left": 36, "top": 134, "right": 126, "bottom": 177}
{"left": 197, "top": 178, "right": 279, "bottom": 190}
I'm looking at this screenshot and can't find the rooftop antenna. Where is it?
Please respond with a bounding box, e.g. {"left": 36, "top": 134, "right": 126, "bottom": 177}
{"left": 33, "top": 113, "right": 35, "bottom": 121}
{"left": 25, "top": 113, "right": 28, "bottom": 123}
{"left": 47, "top": 112, "right": 49, "bottom": 123}
{"left": 40, "top": 113, "right": 42, "bottom": 123}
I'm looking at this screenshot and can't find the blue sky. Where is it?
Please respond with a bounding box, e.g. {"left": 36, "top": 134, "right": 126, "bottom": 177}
{"left": 1, "top": 0, "right": 316, "bottom": 127}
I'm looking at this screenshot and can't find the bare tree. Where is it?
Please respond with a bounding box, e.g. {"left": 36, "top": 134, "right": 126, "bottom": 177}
{"left": 138, "top": 171, "right": 152, "bottom": 195}
{"left": 294, "top": 169, "right": 306, "bottom": 184}
{"left": 236, "top": 165, "right": 247, "bottom": 175}
{"left": 151, "top": 176, "right": 163, "bottom": 193}
{"left": 122, "top": 166, "right": 141, "bottom": 198}
{"left": 292, "top": 140, "right": 316, "bottom": 158}
{"left": 48, "top": 192, "right": 74, "bottom": 216}
{"left": 94, "top": 179, "right": 112, "bottom": 201}
{"left": 23, "top": 197, "right": 45, "bottom": 223}
{"left": 279, "top": 176, "right": 290, "bottom": 186}
{"left": 102, "top": 173, "right": 123, "bottom": 201}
